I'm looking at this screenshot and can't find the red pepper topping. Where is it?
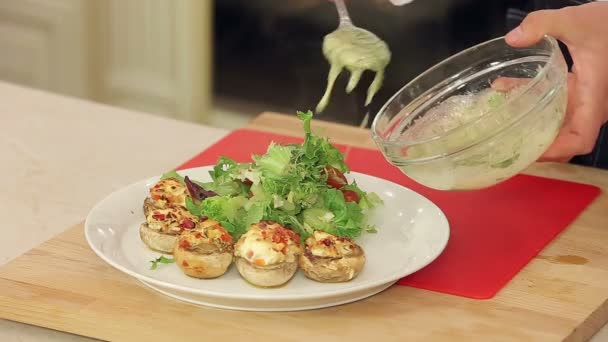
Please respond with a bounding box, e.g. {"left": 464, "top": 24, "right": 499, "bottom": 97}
{"left": 182, "top": 260, "right": 189, "bottom": 267}
{"left": 342, "top": 190, "right": 360, "bottom": 203}
{"left": 152, "top": 213, "right": 166, "bottom": 220}
{"left": 323, "top": 166, "right": 347, "bottom": 189}
{"left": 179, "top": 239, "right": 191, "bottom": 249}
{"left": 221, "top": 233, "right": 233, "bottom": 242}
{"left": 272, "top": 226, "right": 300, "bottom": 245}
{"left": 283, "top": 227, "right": 300, "bottom": 241}
{"left": 195, "top": 232, "right": 203, "bottom": 239}
{"left": 180, "top": 219, "right": 195, "bottom": 229}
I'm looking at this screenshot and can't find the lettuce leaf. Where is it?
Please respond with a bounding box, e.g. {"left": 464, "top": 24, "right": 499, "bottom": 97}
{"left": 200, "top": 156, "right": 251, "bottom": 196}
{"left": 180, "top": 109, "right": 382, "bottom": 240}
{"left": 254, "top": 143, "right": 295, "bottom": 179}
{"left": 300, "top": 188, "right": 371, "bottom": 238}
{"left": 189, "top": 195, "right": 262, "bottom": 239}
{"left": 296, "top": 110, "right": 349, "bottom": 173}
{"left": 209, "top": 156, "right": 240, "bottom": 181}
{"left": 342, "top": 182, "right": 384, "bottom": 210}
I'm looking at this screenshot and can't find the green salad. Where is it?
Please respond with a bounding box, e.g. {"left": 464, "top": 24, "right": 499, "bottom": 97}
{"left": 161, "top": 110, "right": 383, "bottom": 241}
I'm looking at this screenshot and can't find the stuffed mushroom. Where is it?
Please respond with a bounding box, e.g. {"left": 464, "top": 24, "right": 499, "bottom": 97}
{"left": 234, "top": 221, "right": 302, "bottom": 287}
{"left": 299, "top": 230, "right": 365, "bottom": 283}
{"left": 173, "top": 219, "right": 234, "bottom": 278}
{"left": 143, "top": 178, "right": 189, "bottom": 216}
{"left": 139, "top": 205, "right": 199, "bottom": 253}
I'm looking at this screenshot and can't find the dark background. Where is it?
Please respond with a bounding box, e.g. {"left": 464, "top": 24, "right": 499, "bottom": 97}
{"left": 213, "top": 0, "right": 516, "bottom": 126}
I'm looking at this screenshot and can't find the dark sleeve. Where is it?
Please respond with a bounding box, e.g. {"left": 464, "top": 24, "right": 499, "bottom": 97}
{"left": 505, "top": 0, "right": 608, "bottom": 169}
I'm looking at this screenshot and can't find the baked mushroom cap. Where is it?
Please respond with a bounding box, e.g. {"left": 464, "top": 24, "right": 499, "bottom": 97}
{"left": 139, "top": 205, "right": 199, "bottom": 253}
{"left": 234, "top": 221, "right": 302, "bottom": 287}
{"left": 143, "top": 197, "right": 157, "bottom": 217}
{"left": 173, "top": 219, "right": 234, "bottom": 279}
{"left": 234, "top": 257, "right": 298, "bottom": 287}
{"left": 143, "top": 178, "right": 189, "bottom": 216}
{"left": 299, "top": 231, "right": 365, "bottom": 283}
{"left": 139, "top": 223, "right": 179, "bottom": 254}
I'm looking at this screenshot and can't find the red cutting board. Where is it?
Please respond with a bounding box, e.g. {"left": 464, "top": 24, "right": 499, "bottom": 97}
{"left": 177, "top": 129, "right": 601, "bottom": 299}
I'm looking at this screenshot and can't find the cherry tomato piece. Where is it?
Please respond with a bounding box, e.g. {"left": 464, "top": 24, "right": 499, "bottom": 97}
{"left": 324, "top": 166, "right": 347, "bottom": 189}
{"left": 342, "top": 190, "right": 360, "bottom": 203}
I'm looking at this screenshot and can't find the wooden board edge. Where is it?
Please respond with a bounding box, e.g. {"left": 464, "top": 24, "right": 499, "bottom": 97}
{"left": 567, "top": 297, "right": 608, "bottom": 342}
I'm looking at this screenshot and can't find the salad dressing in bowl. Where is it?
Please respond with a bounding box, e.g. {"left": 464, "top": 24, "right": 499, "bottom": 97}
{"left": 371, "top": 36, "right": 568, "bottom": 191}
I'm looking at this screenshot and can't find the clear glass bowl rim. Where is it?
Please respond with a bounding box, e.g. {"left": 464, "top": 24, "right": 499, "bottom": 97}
{"left": 370, "top": 35, "right": 564, "bottom": 150}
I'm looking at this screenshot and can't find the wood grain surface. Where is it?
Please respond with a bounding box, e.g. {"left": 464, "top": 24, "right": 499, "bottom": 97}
{"left": 1, "top": 112, "right": 608, "bottom": 342}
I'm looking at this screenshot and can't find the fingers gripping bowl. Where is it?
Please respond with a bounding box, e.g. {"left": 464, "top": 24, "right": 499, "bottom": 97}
{"left": 371, "top": 36, "right": 568, "bottom": 191}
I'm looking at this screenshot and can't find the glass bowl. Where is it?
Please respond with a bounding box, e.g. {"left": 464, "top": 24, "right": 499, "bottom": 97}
{"left": 371, "top": 36, "right": 568, "bottom": 191}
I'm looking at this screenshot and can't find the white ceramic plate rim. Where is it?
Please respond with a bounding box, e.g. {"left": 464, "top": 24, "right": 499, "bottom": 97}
{"left": 138, "top": 279, "right": 398, "bottom": 312}
{"left": 85, "top": 166, "right": 450, "bottom": 300}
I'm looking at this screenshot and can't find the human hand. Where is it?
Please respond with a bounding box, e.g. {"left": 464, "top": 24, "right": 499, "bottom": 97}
{"left": 504, "top": 2, "right": 608, "bottom": 162}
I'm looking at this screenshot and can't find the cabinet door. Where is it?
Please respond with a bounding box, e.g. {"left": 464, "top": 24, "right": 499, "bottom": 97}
{"left": 93, "top": 0, "right": 212, "bottom": 123}
{"left": 0, "top": 0, "right": 212, "bottom": 123}
{"left": 0, "top": 0, "right": 88, "bottom": 97}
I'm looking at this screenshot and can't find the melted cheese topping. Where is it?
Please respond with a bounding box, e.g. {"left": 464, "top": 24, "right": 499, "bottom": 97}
{"left": 235, "top": 222, "right": 301, "bottom": 266}
{"left": 149, "top": 178, "right": 188, "bottom": 208}
{"left": 305, "top": 231, "right": 360, "bottom": 259}
{"left": 146, "top": 205, "right": 199, "bottom": 235}
{"left": 178, "top": 220, "right": 233, "bottom": 254}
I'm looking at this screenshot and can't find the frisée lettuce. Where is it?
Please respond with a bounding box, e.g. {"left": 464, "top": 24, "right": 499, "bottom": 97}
{"left": 164, "top": 110, "right": 383, "bottom": 240}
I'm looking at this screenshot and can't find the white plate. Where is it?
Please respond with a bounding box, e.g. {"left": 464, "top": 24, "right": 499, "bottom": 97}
{"left": 85, "top": 166, "right": 450, "bottom": 311}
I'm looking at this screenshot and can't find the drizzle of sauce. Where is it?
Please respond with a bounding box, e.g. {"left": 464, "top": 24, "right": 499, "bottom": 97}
{"left": 538, "top": 254, "right": 588, "bottom": 265}
{"left": 316, "top": 25, "right": 391, "bottom": 113}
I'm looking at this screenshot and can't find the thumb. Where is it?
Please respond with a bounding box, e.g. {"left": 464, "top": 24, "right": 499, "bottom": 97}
{"left": 506, "top": 8, "right": 574, "bottom": 47}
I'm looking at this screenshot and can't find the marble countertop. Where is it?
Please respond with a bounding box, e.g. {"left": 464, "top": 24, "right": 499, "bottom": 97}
{"left": 0, "top": 82, "right": 227, "bottom": 341}
{"left": 1, "top": 81, "right": 607, "bottom": 341}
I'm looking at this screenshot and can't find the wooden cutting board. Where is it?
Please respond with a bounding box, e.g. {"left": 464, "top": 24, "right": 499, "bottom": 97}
{"left": 2, "top": 113, "right": 608, "bottom": 341}
{"left": 1, "top": 221, "right": 608, "bottom": 342}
